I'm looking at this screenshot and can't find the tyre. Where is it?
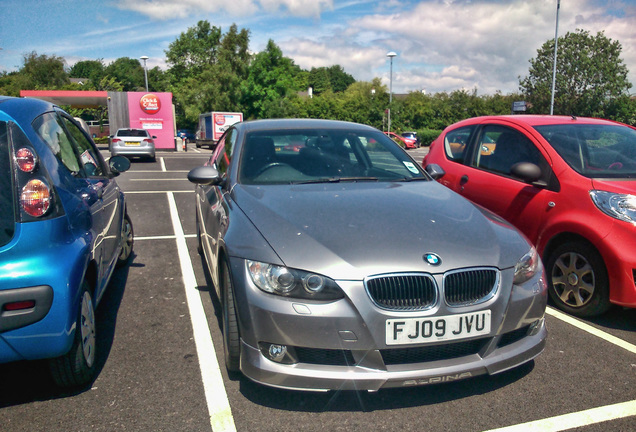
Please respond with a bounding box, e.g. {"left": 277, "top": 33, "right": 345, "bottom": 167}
{"left": 220, "top": 260, "right": 241, "bottom": 373}
{"left": 49, "top": 281, "right": 97, "bottom": 387}
{"left": 546, "top": 241, "right": 610, "bottom": 317}
{"left": 196, "top": 213, "right": 203, "bottom": 256}
{"left": 116, "top": 213, "right": 134, "bottom": 268}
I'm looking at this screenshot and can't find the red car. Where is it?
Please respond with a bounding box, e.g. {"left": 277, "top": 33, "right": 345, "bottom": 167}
{"left": 423, "top": 115, "right": 636, "bottom": 317}
{"left": 384, "top": 131, "right": 418, "bottom": 149}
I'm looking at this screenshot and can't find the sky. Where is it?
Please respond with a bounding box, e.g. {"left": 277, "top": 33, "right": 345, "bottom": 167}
{"left": 1, "top": 0, "right": 635, "bottom": 95}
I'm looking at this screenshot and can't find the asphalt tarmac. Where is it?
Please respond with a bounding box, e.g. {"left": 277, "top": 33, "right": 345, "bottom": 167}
{"left": 1, "top": 144, "right": 634, "bottom": 432}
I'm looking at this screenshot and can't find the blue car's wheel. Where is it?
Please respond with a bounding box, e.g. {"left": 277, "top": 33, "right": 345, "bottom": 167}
{"left": 49, "top": 281, "right": 97, "bottom": 387}
{"left": 116, "top": 213, "right": 134, "bottom": 268}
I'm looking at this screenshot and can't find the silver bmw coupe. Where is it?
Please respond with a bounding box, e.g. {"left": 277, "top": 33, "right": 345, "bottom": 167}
{"left": 188, "top": 119, "right": 547, "bottom": 392}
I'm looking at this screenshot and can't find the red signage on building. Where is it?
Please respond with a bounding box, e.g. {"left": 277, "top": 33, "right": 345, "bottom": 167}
{"left": 140, "top": 94, "right": 161, "bottom": 115}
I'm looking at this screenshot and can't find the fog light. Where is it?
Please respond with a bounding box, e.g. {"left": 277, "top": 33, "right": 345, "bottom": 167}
{"left": 528, "top": 318, "right": 545, "bottom": 336}
{"left": 268, "top": 344, "right": 287, "bottom": 362}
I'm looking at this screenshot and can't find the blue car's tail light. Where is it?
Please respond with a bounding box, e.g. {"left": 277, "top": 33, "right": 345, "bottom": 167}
{"left": 20, "top": 178, "right": 52, "bottom": 217}
{"left": 7, "top": 122, "right": 63, "bottom": 222}
{"left": 15, "top": 147, "right": 37, "bottom": 173}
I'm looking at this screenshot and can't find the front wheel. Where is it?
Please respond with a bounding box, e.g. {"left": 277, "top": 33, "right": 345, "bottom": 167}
{"left": 220, "top": 260, "right": 241, "bottom": 373}
{"left": 546, "top": 241, "right": 610, "bottom": 317}
{"left": 49, "top": 281, "right": 97, "bottom": 387}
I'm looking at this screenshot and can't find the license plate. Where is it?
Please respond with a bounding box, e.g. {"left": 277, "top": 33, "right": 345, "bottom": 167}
{"left": 386, "top": 310, "right": 491, "bottom": 345}
{"left": 125, "top": 141, "right": 140, "bottom": 146}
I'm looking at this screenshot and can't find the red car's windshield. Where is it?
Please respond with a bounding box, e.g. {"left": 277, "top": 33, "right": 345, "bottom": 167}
{"left": 535, "top": 124, "right": 636, "bottom": 178}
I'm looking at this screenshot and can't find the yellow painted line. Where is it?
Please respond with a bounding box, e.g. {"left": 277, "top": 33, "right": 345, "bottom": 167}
{"left": 482, "top": 400, "right": 636, "bottom": 432}
{"left": 546, "top": 307, "right": 636, "bottom": 354}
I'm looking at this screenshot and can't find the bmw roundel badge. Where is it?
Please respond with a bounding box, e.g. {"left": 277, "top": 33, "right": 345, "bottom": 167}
{"left": 424, "top": 253, "right": 441, "bottom": 266}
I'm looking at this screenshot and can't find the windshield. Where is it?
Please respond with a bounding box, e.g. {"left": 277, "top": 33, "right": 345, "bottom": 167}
{"left": 238, "top": 129, "right": 427, "bottom": 185}
{"left": 534, "top": 123, "right": 636, "bottom": 178}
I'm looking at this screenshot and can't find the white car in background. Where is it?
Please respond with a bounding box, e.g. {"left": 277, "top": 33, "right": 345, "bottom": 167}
{"left": 110, "top": 128, "right": 156, "bottom": 161}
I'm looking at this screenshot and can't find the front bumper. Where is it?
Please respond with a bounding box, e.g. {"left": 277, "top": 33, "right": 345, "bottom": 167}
{"left": 229, "top": 257, "right": 548, "bottom": 391}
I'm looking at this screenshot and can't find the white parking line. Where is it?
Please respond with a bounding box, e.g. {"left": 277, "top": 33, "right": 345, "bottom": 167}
{"left": 130, "top": 178, "right": 191, "bottom": 181}
{"left": 134, "top": 234, "right": 196, "bottom": 241}
{"left": 160, "top": 157, "right": 166, "bottom": 172}
{"left": 482, "top": 400, "right": 636, "bottom": 432}
{"left": 124, "top": 190, "right": 193, "bottom": 194}
{"left": 482, "top": 307, "right": 636, "bottom": 431}
{"left": 546, "top": 307, "right": 636, "bottom": 354}
{"left": 167, "top": 192, "right": 236, "bottom": 432}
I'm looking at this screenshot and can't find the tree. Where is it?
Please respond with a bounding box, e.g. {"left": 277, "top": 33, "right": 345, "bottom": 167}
{"left": 326, "top": 65, "right": 355, "bottom": 93}
{"left": 309, "top": 67, "right": 332, "bottom": 95}
{"left": 166, "top": 21, "right": 251, "bottom": 129}
{"left": 104, "top": 57, "right": 145, "bottom": 91}
{"left": 165, "top": 20, "right": 222, "bottom": 81}
{"left": 68, "top": 60, "right": 105, "bottom": 87}
{"left": 20, "top": 52, "right": 69, "bottom": 89}
{"left": 520, "top": 29, "right": 632, "bottom": 117}
{"left": 241, "top": 40, "right": 303, "bottom": 119}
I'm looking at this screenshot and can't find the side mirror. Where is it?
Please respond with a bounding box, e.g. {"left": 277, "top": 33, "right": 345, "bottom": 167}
{"left": 109, "top": 155, "right": 131, "bottom": 176}
{"left": 188, "top": 166, "right": 223, "bottom": 186}
{"left": 425, "top": 163, "right": 446, "bottom": 180}
{"left": 511, "top": 162, "right": 544, "bottom": 185}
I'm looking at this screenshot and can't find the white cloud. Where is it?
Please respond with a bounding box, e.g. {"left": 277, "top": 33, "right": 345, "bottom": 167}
{"left": 259, "top": 0, "right": 334, "bottom": 17}
{"left": 115, "top": 0, "right": 333, "bottom": 19}
{"left": 273, "top": 0, "right": 636, "bottom": 94}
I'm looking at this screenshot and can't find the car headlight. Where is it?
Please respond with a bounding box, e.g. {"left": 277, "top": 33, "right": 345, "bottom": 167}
{"left": 590, "top": 190, "right": 636, "bottom": 224}
{"left": 247, "top": 260, "right": 344, "bottom": 300}
{"left": 513, "top": 246, "right": 540, "bottom": 285}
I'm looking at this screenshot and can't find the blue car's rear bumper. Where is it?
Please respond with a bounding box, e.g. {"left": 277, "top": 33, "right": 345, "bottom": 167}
{"left": 0, "top": 218, "right": 88, "bottom": 363}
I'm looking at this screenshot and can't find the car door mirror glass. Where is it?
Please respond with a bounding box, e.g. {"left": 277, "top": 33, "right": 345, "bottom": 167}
{"left": 109, "top": 155, "right": 131, "bottom": 176}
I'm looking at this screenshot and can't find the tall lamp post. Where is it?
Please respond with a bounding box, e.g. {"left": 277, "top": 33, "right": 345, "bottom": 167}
{"left": 550, "top": 0, "right": 560, "bottom": 115}
{"left": 386, "top": 51, "right": 397, "bottom": 133}
{"left": 140, "top": 55, "right": 149, "bottom": 92}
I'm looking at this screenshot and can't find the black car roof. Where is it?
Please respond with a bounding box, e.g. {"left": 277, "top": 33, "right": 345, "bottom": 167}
{"left": 237, "top": 118, "right": 378, "bottom": 133}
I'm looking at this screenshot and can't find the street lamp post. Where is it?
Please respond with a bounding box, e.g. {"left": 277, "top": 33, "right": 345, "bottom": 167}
{"left": 386, "top": 51, "right": 397, "bottom": 133}
{"left": 550, "top": 0, "right": 560, "bottom": 115}
{"left": 140, "top": 56, "right": 149, "bottom": 92}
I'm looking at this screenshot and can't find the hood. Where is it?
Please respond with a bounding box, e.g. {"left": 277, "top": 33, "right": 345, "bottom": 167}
{"left": 232, "top": 181, "right": 529, "bottom": 280}
{"left": 591, "top": 178, "right": 636, "bottom": 195}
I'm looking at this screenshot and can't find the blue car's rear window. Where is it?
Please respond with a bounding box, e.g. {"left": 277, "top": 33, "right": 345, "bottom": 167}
{"left": 0, "top": 121, "right": 16, "bottom": 247}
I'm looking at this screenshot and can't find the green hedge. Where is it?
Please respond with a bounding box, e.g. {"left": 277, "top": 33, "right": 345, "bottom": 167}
{"left": 416, "top": 128, "right": 443, "bottom": 147}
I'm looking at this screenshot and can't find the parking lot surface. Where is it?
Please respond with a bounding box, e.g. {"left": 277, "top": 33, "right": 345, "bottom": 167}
{"left": 1, "top": 145, "right": 635, "bottom": 431}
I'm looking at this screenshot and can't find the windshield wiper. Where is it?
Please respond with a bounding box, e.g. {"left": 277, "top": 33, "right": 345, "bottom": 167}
{"left": 292, "top": 176, "right": 379, "bottom": 184}
{"left": 391, "top": 176, "right": 429, "bottom": 182}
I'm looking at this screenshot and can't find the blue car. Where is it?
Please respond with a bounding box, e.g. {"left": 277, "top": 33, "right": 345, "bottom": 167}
{"left": 0, "top": 96, "right": 133, "bottom": 387}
